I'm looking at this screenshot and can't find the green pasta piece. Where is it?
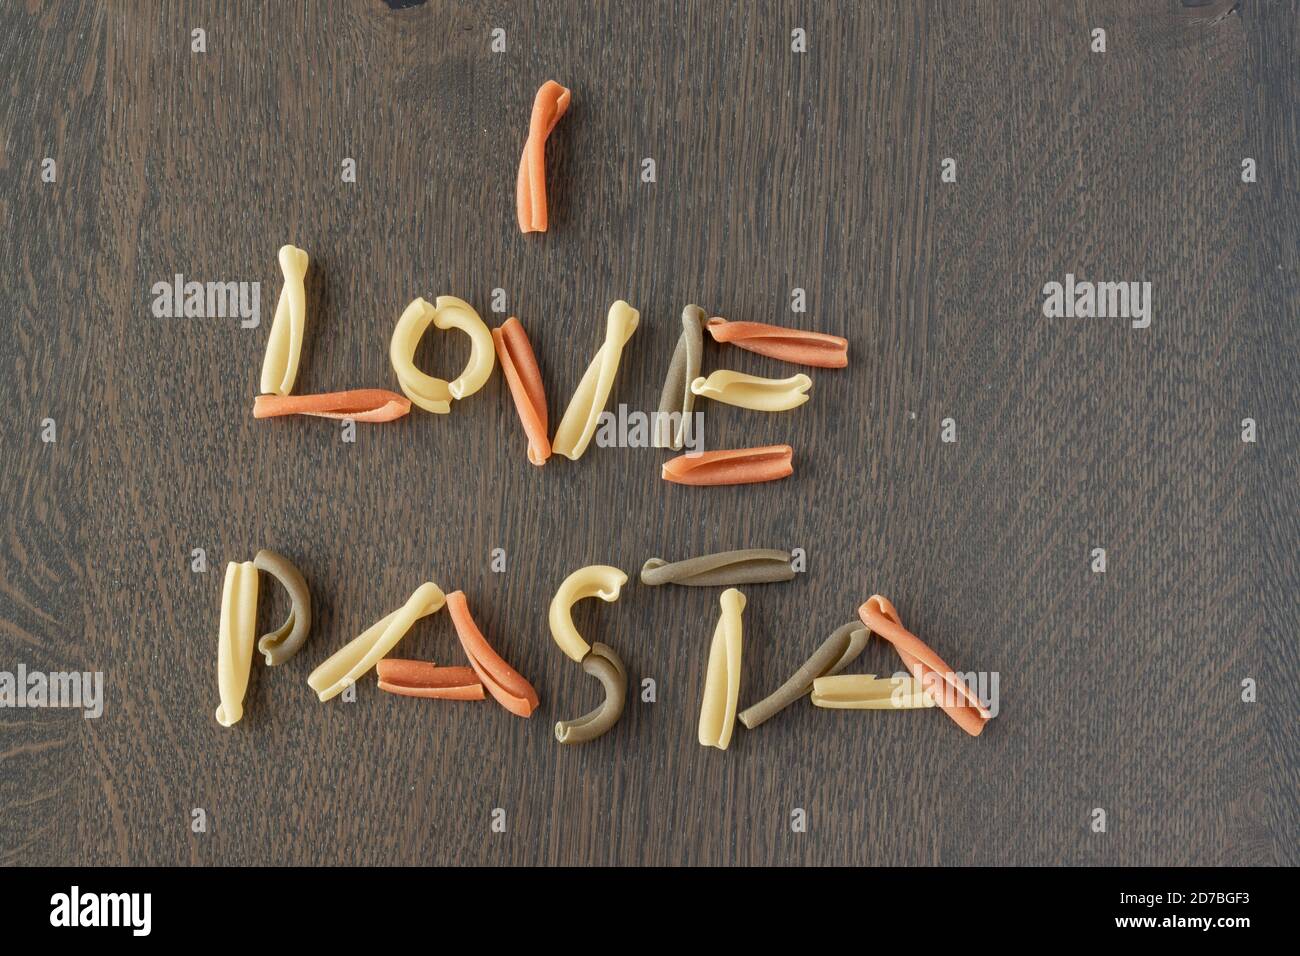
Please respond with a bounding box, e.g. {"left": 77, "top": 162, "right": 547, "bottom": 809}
{"left": 737, "top": 622, "right": 868, "bottom": 730}
{"left": 640, "top": 548, "right": 796, "bottom": 587}
{"left": 555, "top": 643, "right": 628, "bottom": 745}
{"left": 653, "top": 304, "right": 705, "bottom": 449}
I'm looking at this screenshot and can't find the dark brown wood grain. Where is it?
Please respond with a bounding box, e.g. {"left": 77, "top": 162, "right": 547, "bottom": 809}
{"left": 1, "top": 0, "right": 1295, "bottom": 866}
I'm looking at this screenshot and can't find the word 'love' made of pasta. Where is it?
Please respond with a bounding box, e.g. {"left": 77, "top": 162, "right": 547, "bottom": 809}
{"left": 705, "top": 317, "right": 848, "bottom": 369}
{"left": 390, "top": 296, "right": 495, "bottom": 414}
{"left": 517, "top": 80, "right": 571, "bottom": 234}
{"left": 662, "top": 445, "right": 794, "bottom": 486}
{"left": 640, "top": 548, "right": 796, "bottom": 587}
{"left": 552, "top": 301, "right": 639, "bottom": 460}
{"left": 698, "top": 588, "right": 746, "bottom": 750}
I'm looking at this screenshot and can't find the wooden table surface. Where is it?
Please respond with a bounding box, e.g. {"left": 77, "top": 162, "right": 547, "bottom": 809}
{"left": 2, "top": 0, "right": 1296, "bottom": 867}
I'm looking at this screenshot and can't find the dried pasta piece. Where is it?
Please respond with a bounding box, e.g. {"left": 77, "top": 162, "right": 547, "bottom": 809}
{"left": 810, "top": 674, "right": 935, "bottom": 710}
{"left": 552, "top": 301, "right": 639, "bottom": 460}
{"left": 662, "top": 444, "right": 793, "bottom": 486}
{"left": 259, "top": 245, "right": 309, "bottom": 395}
{"left": 705, "top": 317, "right": 848, "bottom": 368}
{"left": 555, "top": 643, "right": 627, "bottom": 745}
{"left": 493, "top": 317, "right": 551, "bottom": 465}
{"left": 738, "top": 622, "right": 869, "bottom": 729}
{"left": 653, "top": 305, "right": 705, "bottom": 449}
{"left": 251, "top": 549, "right": 312, "bottom": 666}
{"left": 389, "top": 296, "right": 495, "bottom": 414}
{"left": 253, "top": 388, "right": 410, "bottom": 423}
{"left": 517, "top": 80, "right": 571, "bottom": 233}
{"left": 215, "top": 561, "right": 259, "bottom": 727}
{"left": 547, "top": 565, "right": 628, "bottom": 662}
{"left": 376, "top": 660, "right": 485, "bottom": 701}
{"left": 858, "top": 595, "right": 992, "bottom": 736}
{"left": 446, "top": 591, "right": 539, "bottom": 718}
{"left": 307, "top": 582, "right": 446, "bottom": 702}
{"left": 690, "top": 370, "right": 811, "bottom": 412}
{"left": 640, "top": 548, "right": 796, "bottom": 587}
{"left": 698, "top": 588, "right": 746, "bottom": 750}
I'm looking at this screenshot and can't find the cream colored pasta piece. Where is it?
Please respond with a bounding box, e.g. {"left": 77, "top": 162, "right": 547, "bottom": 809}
{"left": 552, "top": 301, "right": 639, "bottom": 459}
{"left": 307, "top": 582, "right": 446, "bottom": 702}
{"left": 215, "top": 561, "right": 259, "bottom": 727}
{"left": 259, "top": 245, "right": 309, "bottom": 396}
{"left": 689, "top": 370, "right": 811, "bottom": 412}
{"left": 698, "top": 588, "right": 745, "bottom": 750}
{"left": 389, "top": 296, "right": 495, "bottom": 413}
{"left": 810, "top": 674, "right": 936, "bottom": 710}
{"left": 547, "top": 565, "right": 628, "bottom": 663}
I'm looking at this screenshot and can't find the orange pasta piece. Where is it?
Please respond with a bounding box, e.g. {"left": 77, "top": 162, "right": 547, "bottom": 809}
{"left": 253, "top": 389, "right": 411, "bottom": 422}
{"left": 706, "top": 317, "right": 848, "bottom": 368}
{"left": 516, "top": 80, "right": 571, "bottom": 233}
{"left": 492, "top": 317, "right": 551, "bottom": 465}
{"left": 662, "top": 445, "right": 794, "bottom": 486}
{"left": 446, "top": 591, "right": 539, "bottom": 717}
{"left": 376, "top": 660, "right": 485, "bottom": 701}
{"left": 857, "top": 595, "right": 991, "bottom": 737}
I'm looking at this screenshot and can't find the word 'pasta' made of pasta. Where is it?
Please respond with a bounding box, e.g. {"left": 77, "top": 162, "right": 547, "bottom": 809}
{"left": 858, "top": 595, "right": 992, "bottom": 736}
{"left": 552, "top": 301, "right": 639, "bottom": 460}
{"left": 447, "top": 591, "right": 539, "bottom": 717}
{"left": 690, "top": 370, "right": 812, "bottom": 412}
{"left": 662, "top": 445, "right": 794, "bottom": 486}
{"left": 698, "top": 588, "right": 746, "bottom": 750}
{"left": 517, "top": 80, "right": 571, "bottom": 233}
{"left": 640, "top": 548, "right": 796, "bottom": 587}
{"left": 376, "top": 660, "right": 485, "bottom": 700}
{"left": 259, "top": 245, "right": 309, "bottom": 395}
{"left": 705, "top": 317, "right": 848, "bottom": 368}
{"left": 810, "top": 674, "right": 935, "bottom": 709}
{"left": 253, "top": 388, "right": 410, "bottom": 422}
{"left": 547, "top": 565, "right": 628, "bottom": 662}
{"left": 390, "top": 296, "right": 495, "bottom": 414}
{"left": 738, "top": 622, "right": 868, "bottom": 730}
{"left": 555, "top": 642, "right": 627, "bottom": 745}
{"left": 252, "top": 549, "right": 312, "bottom": 666}
{"left": 653, "top": 305, "right": 705, "bottom": 449}
{"left": 493, "top": 317, "right": 551, "bottom": 465}
{"left": 215, "top": 561, "right": 259, "bottom": 727}
{"left": 307, "top": 582, "right": 446, "bottom": 702}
